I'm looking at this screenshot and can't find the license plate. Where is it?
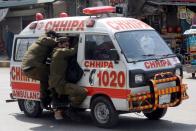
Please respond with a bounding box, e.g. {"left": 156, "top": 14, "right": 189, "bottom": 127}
{"left": 159, "top": 94, "right": 171, "bottom": 104}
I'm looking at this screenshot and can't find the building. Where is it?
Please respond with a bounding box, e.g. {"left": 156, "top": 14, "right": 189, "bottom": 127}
{"left": 0, "top": 0, "right": 57, "bottom": 59}
{"left": 0, "top": 0, "right": 129, "bottom": 59}
{"left": 1, "top": 0, "right": 195, "bottom": 59}
{"left": 127, "top": 0, "right": 196, "bottom": 54}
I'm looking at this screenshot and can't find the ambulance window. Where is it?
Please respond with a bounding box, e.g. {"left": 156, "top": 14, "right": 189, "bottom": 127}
{"left": 14, "top": 38, "right": 37, "bottom": 61}
{"left": 85, "top": 34, "right": 116, "bottom": 60}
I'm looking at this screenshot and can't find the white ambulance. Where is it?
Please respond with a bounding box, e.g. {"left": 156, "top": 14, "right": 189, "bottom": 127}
{"left": 8, "top": 6, "right": 188, "bottom": 128}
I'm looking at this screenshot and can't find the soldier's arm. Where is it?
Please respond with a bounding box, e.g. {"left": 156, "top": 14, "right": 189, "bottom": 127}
{"left": 43, "top": 37, "right": 56, "bottom": 45}
{"left": 61, "top": 44, "right": 78, "bottom": 57}
{"left": 63, "top": 48, "right": 76, "bottom": 57}
{"left": 38, "top": 36, "right": 57, "bottom": 47}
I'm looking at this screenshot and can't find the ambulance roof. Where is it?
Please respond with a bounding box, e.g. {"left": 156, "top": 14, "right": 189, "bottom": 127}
{"left": 20, "top": 16, "right": 154, "bottom": 36}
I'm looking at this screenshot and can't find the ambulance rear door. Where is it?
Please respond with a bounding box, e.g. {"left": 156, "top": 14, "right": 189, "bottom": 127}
{"left": 10, "top": 35, "right": 40, "bottom": 101}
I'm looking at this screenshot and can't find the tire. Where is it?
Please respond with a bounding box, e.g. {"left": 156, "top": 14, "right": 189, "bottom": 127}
{"left": 90, "top": 96, "right": 119, "bottom": 128}
{"left": 192, "top": 73, "right": 195, "bottom": 78}
{"left": 143, "top": 108, "right": 167, "bottom": 120}
{"left": 21, "top": 99, "right": 43, "bottom": 118}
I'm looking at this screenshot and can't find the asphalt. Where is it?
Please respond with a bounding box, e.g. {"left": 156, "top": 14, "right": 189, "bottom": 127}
{"left": 0, "top": 68, "right": 195, "bottom": 131}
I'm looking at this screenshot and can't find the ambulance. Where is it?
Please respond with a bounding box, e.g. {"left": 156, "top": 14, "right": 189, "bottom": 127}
{"left": 8, "top": 6, "right": 188, "bottom": 128}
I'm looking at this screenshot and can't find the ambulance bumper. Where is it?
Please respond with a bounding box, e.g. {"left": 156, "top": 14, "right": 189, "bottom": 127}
{"left": 6, "top": 93, "right": 17, "bottom": 103}
{"left": 128, "top": 72, "right": 189, "bottom": 111}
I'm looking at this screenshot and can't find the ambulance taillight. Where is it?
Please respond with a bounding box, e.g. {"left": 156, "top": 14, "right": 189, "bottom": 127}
{"left": 83, "top": 6, "right": 115, "bottom": 15}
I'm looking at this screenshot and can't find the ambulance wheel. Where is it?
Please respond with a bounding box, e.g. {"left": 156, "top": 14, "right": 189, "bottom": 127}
{"left": 91, "top": 96, "right": 119, "bottom": 128}
{"left": 18, "top": 99, "right": 24, "bottom": 111}
{"left": 22, "top": 100, "right": 43, "bottom": 117}
{"left": 143, "top": 108, "right": 167, "bottom": 120}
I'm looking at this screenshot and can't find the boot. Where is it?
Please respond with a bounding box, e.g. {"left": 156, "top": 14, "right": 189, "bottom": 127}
{"left": 51, "top": 95, "right": 70, "bottom": 109}
{"left": 64, "top": 107, "right": 81, "bottom": 122}
{"left": 50, "top": 88, "right": 62, "bottom": 108}
{"left": 54, "top": 109, "right": 64, "bottom": 120}
{"left": 40, "top": 96, "right": 51, "bottom": 110}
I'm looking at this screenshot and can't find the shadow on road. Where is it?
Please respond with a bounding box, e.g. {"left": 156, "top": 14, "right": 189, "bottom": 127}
{"left": 10, "top": 111, "right": 196, "bottom": 131}
{"left": 117, "top": 115, "right": 196, "bottom": 131}
{"left": 186, "top": 77, "right": 196, "bottom": 80}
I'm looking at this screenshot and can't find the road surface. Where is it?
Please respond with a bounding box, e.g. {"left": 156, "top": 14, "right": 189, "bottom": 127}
{"left": 0, "top": 68, "right": 196, "bottom": 131}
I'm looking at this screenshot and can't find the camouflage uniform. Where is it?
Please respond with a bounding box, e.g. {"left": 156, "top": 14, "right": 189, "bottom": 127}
{"left": 49, "top": 45, "right": 87, "bottom": 107}
{"left": 22, "top": 35, "right": 57, "bottom": 99}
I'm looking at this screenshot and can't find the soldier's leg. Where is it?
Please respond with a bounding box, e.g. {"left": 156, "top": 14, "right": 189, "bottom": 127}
{"left": 64, "top": 83, "right": 88, "bottom": 107}
{"left": 22, "top": 67, "right": 41, "bottom": 80}
{"left": 40, "top": 80, "right": 49, "bottom": 98}
{"left": 36, "top": 66, "right": 51, "bottom": 108}
{"left": 39, "top": 80, "right": 51, "bottom": 108}
{"left": 37, "top": 65, "right": 49, "bottom": 90}
{"left": 23, "top": 64, "right": 49, "bottom": 81}
{"left": 58, "top": 83, "right": 87, "bottom": 121}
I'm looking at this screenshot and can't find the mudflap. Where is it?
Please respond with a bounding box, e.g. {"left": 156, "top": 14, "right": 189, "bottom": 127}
{"left": 18, "top": 99, "right": 24, "bottom": 111}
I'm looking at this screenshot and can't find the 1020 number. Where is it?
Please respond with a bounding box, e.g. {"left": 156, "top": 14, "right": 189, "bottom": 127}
{"left": 97, "top": 71, "right": 125, "bottom": 88}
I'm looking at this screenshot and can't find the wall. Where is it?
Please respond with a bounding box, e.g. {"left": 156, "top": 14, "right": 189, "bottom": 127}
{"left": 0, "top": 17, "right": 21, "bottom": 36}
{"left": 166, "top": 6, "right": 179, "bottom": 27}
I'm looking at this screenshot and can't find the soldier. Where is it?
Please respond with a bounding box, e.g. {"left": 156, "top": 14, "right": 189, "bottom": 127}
{"left": 21, "top": 30, "right": 58, "bottom": 108}
{"left": 49, "top": 36, "right": 87, "bottom": 120}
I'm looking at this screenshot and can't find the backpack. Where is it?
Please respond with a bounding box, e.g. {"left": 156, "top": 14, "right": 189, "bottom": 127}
{"left": 66, "top": 56, "right": 84, "bottom": 83}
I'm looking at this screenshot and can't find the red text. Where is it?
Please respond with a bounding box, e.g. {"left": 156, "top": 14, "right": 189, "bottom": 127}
{"left": 12, "top": 90, "right": 40, "bottom": 100}
{"left": 97, "top": 71, "right": 125, "bottom": 88}
{"left": 84, "top": 61, "right": 114, "bottom": 69}
{"left": 144, "top": 59, "right": 172, "bottom": 69}
{"left": 44, "top": 20, "right": 85, "bottom": 31}
{"left": 107, "top": 19, "right": 151, "bottom": 31}
{"left": 11, "top": 67, "right": 36, "bottom": 82}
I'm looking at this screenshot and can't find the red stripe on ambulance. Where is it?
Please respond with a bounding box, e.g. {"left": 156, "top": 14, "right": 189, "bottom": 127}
{"left": 86, "top": 87, "right": 130, "bottom": 99}
{"left": 11, "top": 81, "right": 130, "bottom": 99}
{"left": 11, "top": 82, "right": 40, "bottom": 91}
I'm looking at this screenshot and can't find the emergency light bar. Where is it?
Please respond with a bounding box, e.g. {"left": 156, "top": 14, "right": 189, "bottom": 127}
{"left": 36, "top": 13, "right": 44, "bottom": 21}
{"left": 83, "top": 6, "right": 116, "bottom": 15}
{"left": 59, "top": 12, "right": 68, "bottom": 17}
